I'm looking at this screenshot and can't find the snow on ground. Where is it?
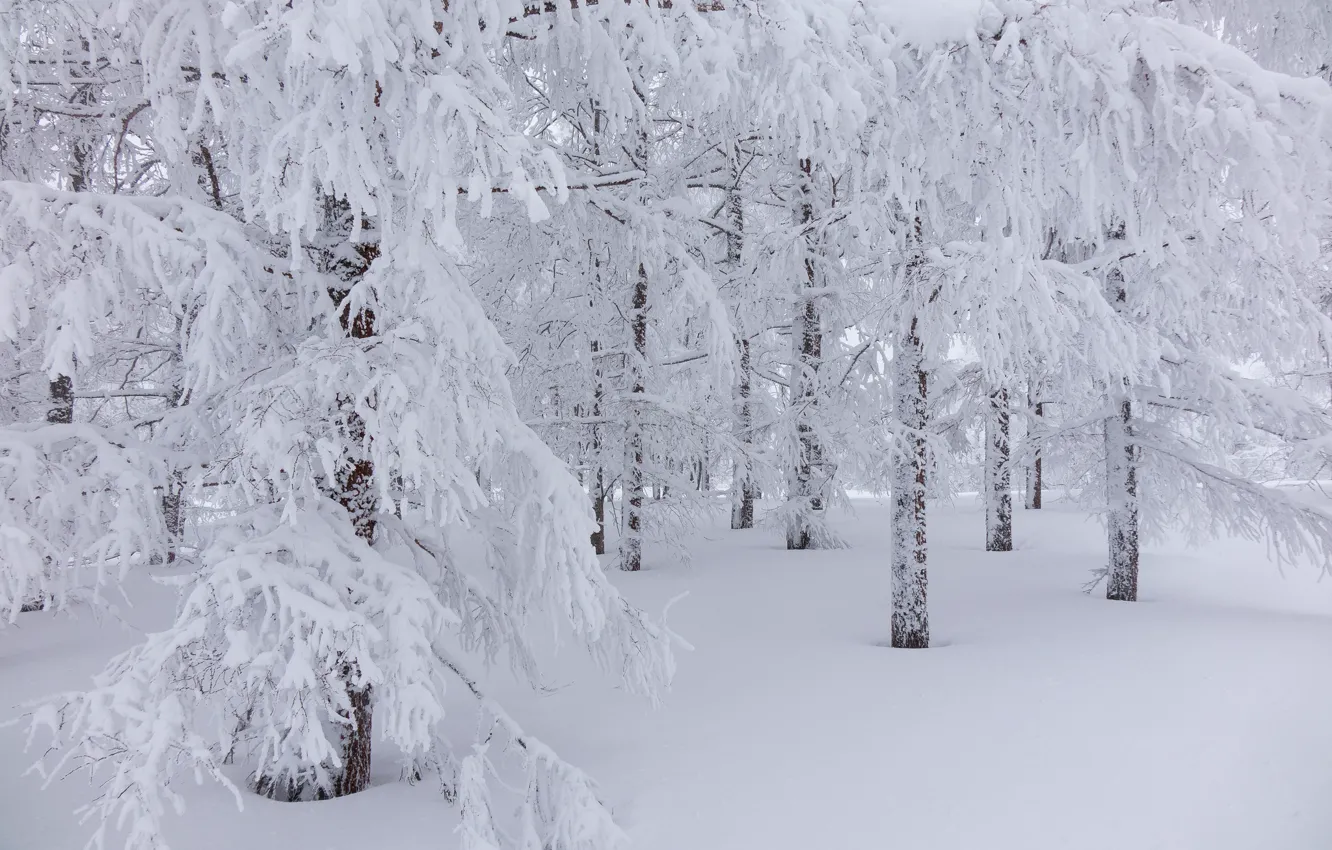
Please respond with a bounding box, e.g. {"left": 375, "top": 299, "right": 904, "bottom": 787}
{"left": 5, "top": 495, "right": 1332, "bottom": 850}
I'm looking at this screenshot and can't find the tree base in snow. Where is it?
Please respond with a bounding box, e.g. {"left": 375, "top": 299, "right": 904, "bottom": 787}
{"left": 1106, "top": 581, "right": 1138, "bottom": 603}
{"left": 890, "top": 628, "right": 929, "bottom": 649}
{"left": 984, "top": 537, "right": 1013, "bottom": 553}
{"left": 252, "top": 772, "right": 327, "bottom": 803}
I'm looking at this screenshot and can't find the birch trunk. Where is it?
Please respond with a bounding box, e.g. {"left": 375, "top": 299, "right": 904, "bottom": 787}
{"left": 620, "top": 262, "right": 648, "bottom": 572}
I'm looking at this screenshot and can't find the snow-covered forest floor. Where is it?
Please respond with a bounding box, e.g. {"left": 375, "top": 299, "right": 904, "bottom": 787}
{"left": 6, "top": 494, "right": 1332, "bottom": 850}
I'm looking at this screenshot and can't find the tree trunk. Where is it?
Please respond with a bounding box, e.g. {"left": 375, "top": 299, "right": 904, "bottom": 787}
{"left": 30, "top": 118, "right": 88, "bottom": 609}
{"left": 23, "top": 370, "right": 68, "bottom": 612}
{"left": 332, "top": 673, "right": 373, "bottom": 798}
{"left": 155, "top": 142, "right": 225, "bottom": 564}
{"left": 1025, "top": 383, "right": 1043, "bottom": 510}
{"left": 731, "top": 338, "right": 756, "bottom": 530}
{"left": 725, "top": 156, "right": 756, "bottom": 530}
{"left": 320, "top": 196, "right": 378, "bottom": 798}
{"left": 620, "top": 263, "right": 648, "bottom": 572}
{"left": 47, "top": 374, "right": 73, "bottom": 425}
{"left": 46, "top": 74, "right": 87, "bottom": 428}
{"left": 786, "top": 158, "right": 824, "bottom": 550}
{"left": 1104, "top": 265, "right": 1139, "bottom": 602}
{"left": 590, "top": 466, "right": 607, "bottom": 556}
{"left": 588, "top": 104, "right": 609, "bottom": 555}
{"left": 161, "top": 470, "right": 185, "bottom": 562}
{"left": 985, "top": 387, "right": 1012, "bottom": 551}
{"left": 891, "top": 314, "right": 929, "bottom": 649}
{"left": 159, "top": 311, "right": 192, "bottom": 564}
{"left": 589, "top": 339, "right": 606, "bottom": 555}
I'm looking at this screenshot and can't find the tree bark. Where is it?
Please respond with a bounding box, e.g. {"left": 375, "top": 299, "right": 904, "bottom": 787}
{"left": 332, "top": 675, "right": 373, "bottom": 798}
{"left": 28, "top": 83, "right": 92, "bottom": 608}
{"left": 985, "top": 387, "right": 1012, "bottom": 551}
{"left": 46, "top": 70, "right": 88, "bottom": 428}
{"left": 725, "top": 155, "right": 756, "bottom": 530}
{"left": 892, "top": 313, "right": 929, "bottom": 649}
{"left": 589, "top": 339, "right": 607, "bottom": 554}
{"left": 786, "top": 158, "right": 825, "bottom": 550}
{"left": 1025, "top": 383, "right": 1043, "bottom": 510}
{"left": 1104, "top": 264, "right": 1139, "bottom": 602}
{"left": 22, "top": 372, "right": 71, "bottom": 612}
{"left": 586, "top": 104, "right": 609, "bottom": 555}
{"left": 731, "top": 336, "right": 756, "bottom": 530}
{"left": 620, "top": 262, "right": 648, "bottom": 572}
{"left": 47, "top": 374, "right": 73, "bottom": 425}
{"left": 321, "top": 196, "right": 378, "bottom": 797}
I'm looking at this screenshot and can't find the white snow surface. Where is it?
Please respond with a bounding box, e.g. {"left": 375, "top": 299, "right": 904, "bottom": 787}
{"left": 5, "top": 495, "right": 1332, "bottom": 849}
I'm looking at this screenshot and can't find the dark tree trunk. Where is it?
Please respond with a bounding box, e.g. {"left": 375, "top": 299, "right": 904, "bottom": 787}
{"left": 1026, "top": 384, "right": 1043, "bottom": 510}
{"left": 321, "top": 196, "right": 379, "bottom": 797}
{"left": 591, "top": 464, "right": 607, "bottom": 555}
{"left": 891, "top": 316, "right": 929, "bottom": 649}
{"left": 731, "top": 337, "right": 756, "bottom": 529}
{"left": 161, "top": 470, "right": 185, "bottom": 562}
{"left": 1104, "top": 263, "right": 1139, "bottom": 602}
{"left": 1105, "top": 397, "right": 1139, "bottom": 602}
{"left": 47, "top": 73, "right": 86, "bottom": 429}
{"left": 28, "top": 71, "right": 95, "bottom": 609}
{"left": 161, "top": 312, "right": 190, "bottom": 564}
{"left": 332, "top": 675, "right": 373, "bottom": 798}
{"left": 587, "top": 104, "right": 609, "bottom": 555}
{"left": 892, "top": 212, "right": 930, "bottom": 650}
{"left": 47, "top": 374, "right": 73, "bottom": 425}
{"left": 589, "top": 338, "right": 606, "bottom": 555}
{"left": 725, "top": 154, "right": 755, "bottom": 531}
{"left": 620, "top": 263, "right": 648, "bottom": 572}
{"left": 787, "top": 158, "right": 825, "bottom": 550}
{"left": 156, "top": 142, "right": 225, "bottom": 563}
{"left": 985, "top": 387, "right": 1012, "bottom": 552}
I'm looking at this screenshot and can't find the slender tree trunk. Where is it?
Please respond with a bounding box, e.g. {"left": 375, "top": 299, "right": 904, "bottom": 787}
{"left": 725, "top": 154, "right": 756, "bottom": 530}
{"left": 332, "top": 307, "right": 376, "bottom": 797}
{"left": 319, "top": 197, "right": 379, "bottom": 798}
{"left": 583, "top": 103, "right": 610, "bottom": 554}
{"left": 23, "top": 370, "right": 75, "bottom": 613}
{"left": 47, "top": 74, "right": 88, "bottom": 427}
{"left": 1104, "top": 265, "right": 1139, "bottom": 602}
{"left": 589, "top": 339, "right": 606, "bottom": 554}
{"left": 160, "top": 307, "right": 193, "bottom": 564}
{"left": 892, "top": 314, "right": 929, "bottom": 649}
{"left": 620, "top": 263, "right": 648, "bottom": 572}
{"left": 591, "top": 465, "right": 606, "bottom": 554}
{"left": 47, "top": 374, "right": 73, "bottom": 425}
{"left": 1025, "top": 382, "right": 1043, "bottom": 510}
{"left": 731, "top": 339, "right": 756, "bottom": 530}
{"left": 985, "top": 387, "right": 1013, "bottom": 551}
{"left": 154, "top": 141, "right": 226, "bottom": 564}
{"left": 1105, "top": 396, "right": 1139, "bottom": 602}
{"left": 787, "top": 158, "right": 825, "bottom": 550}
{"left": 28, "top": 81, "right": 93, "bottom": 609}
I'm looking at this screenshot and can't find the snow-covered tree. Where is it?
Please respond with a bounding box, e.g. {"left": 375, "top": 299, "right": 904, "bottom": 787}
{"left": 11, "top": 1, "right": 688, "bottom": 847}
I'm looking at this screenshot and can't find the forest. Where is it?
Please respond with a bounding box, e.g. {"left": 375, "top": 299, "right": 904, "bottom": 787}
{"left": 4, "top": 0, "right": 1332, "bottom": 848}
